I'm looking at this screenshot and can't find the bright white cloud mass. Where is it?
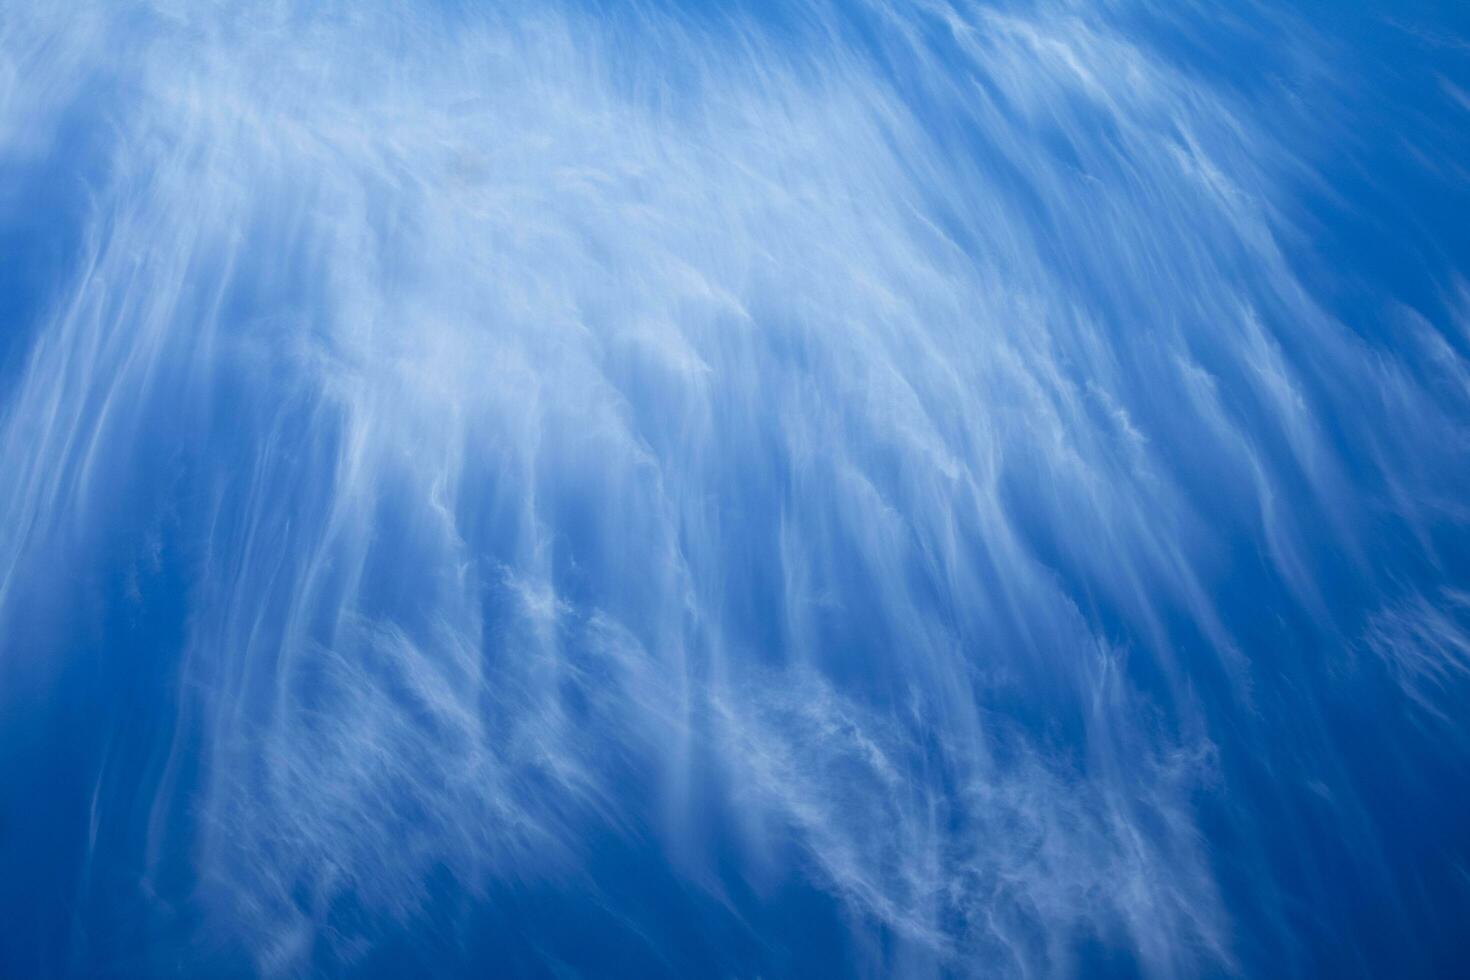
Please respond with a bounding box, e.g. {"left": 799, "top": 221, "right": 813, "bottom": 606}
{"left": 1, "top": 1, "right": 1468, "bottom": 977}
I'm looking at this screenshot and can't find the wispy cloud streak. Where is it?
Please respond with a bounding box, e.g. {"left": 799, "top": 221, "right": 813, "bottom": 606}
{"left": 1, "top": 1, "right": 1468, "bottom": 976}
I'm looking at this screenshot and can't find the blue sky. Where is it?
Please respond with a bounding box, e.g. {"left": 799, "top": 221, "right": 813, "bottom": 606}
{"left": 1, "top": 1, "right": 1468, "bottom": 976}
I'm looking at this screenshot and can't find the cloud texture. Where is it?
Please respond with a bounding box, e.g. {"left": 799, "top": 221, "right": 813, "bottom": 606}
{"left": 1, "top": 1, "right": 1468, "bottom": 976}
